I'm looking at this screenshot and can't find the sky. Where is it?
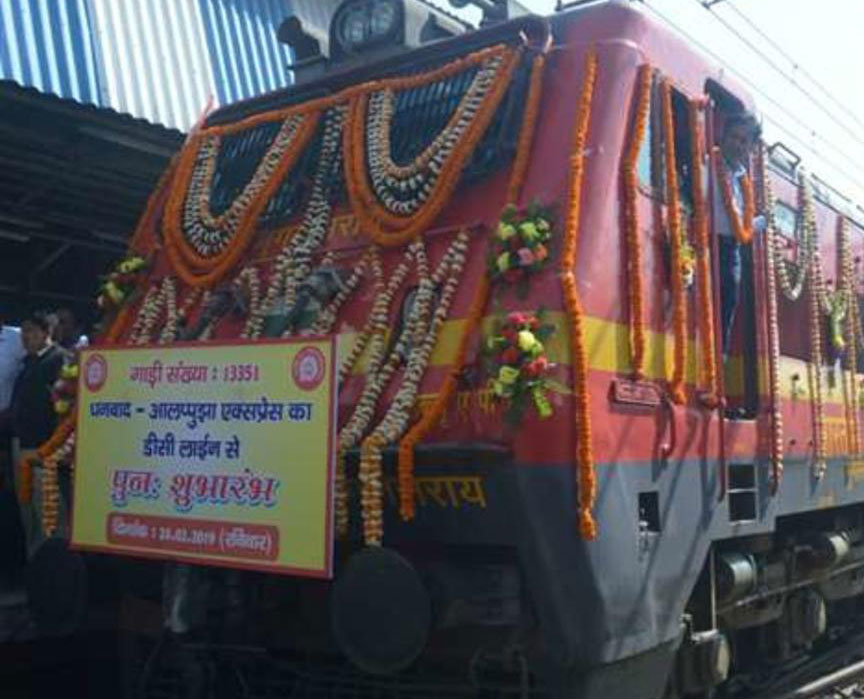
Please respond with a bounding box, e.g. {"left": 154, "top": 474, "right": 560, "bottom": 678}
{"left": 426, "top": 0, "right": 864, "bottom": 207}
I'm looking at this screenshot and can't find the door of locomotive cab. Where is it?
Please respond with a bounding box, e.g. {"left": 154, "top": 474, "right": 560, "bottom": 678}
{"left": 704, "top": 82, "right": 761, "bottom": 420}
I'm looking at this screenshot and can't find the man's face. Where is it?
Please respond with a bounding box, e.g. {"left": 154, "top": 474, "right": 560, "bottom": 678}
{"left": 20, "top": 321, "right": 48, "bottom": 356}
{"left": 722, "top": 124, "right": 753, "bottom": 166}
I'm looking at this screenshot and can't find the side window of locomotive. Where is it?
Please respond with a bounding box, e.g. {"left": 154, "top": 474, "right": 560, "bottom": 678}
{"left": 636, "top": 92, "right": 653, "bottom": 189}
{"left": 670, "top": 89, "right": 694, "bottom": 212}
{"left": 639, "top": 84, "right": 695, "bottom": 210}
{"left": 773, "top": 199, "right": 798, "bottom": 245}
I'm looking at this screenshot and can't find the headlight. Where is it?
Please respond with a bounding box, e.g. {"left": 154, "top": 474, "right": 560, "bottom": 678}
{"left": 332, "top": 0, "right": 402, "bottom": 56}
{"left": 370, "top": 0, "right": 397, "bottom": 37}
{"left": 339, "top": 6, "right": 368, "bottom": 47}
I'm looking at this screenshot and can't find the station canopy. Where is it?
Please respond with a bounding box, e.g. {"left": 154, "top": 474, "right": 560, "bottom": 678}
{"left": 0, "top": 80, "right": 183, "bottom": 325}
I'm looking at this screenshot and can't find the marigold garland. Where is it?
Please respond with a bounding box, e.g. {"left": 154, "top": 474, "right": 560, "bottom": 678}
{"left": 660, "top": 79, "right": 687, "bottom": 405}
{"left": 21, "top": 416, "right": 75, "bottom": 505}
{"left": 688, "top": 99, "right": 720, "bottom": 407}
{"left": 715, "top": 152, "right": 755, "bottom": 245}
{"left": 620, "top": 64, "right": 652, "bottom": 380}
{"left": 128, "top": 154, "right": 179, "bottom": 254}
{"left": 395, "top": 47, "right": 550, "bottom": 521}
{"left": 344, "top": 47, "right": 522, "bottom": 247}
{"left": 561, "top": 47, "right": 598, "bottom": 539}
{"left": 397, "top": 276, "right": 490, "bottom": 520}
{"left": 163, "top": 111, "right": 320, "bottom": 287}
{"left": 505, "top": 52, "right": 546, "bottom": 205}
{"left": 359, "top": 233, "right": 469, "bottom": 544}
{"left": 41, "top": 432, "right": 75, "bottom": 537}
{"left": 805, "top": 176, "right": 827, "bottom": 476}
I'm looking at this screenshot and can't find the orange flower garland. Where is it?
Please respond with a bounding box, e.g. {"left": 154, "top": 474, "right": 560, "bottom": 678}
{"left": 397, "top": 276, "right": 491, "bottom": 520}
{"left": 688, "top": 99, "right": 719, "bottom": 407}
{"left": 128, "top": 154, "right": 179, "bottom": 254}
{"left": 505, "top": 52, "right": 546, "bottom": 205}
{"left": 344, "top": 47, "right": 522, "bottom": 247}
{"left": 660, "top": 79, "right": 687, "bottom": 405}
{"left": 20, "top": 416, "right": 76, "bottom": 505}
{"left": 715, "top": 153, "right": 755, "bottom": 245}
{"left": 561, "top": 47, "right": 598, "bottom": 539}
{"left": 620, "top": 64, "right": 652, "bottom": 380}
{"left": 163, "top": 111, "right": 320, "bottom": 288}
{"left": 396, "top": 47, "right": 550, "bottom": 521}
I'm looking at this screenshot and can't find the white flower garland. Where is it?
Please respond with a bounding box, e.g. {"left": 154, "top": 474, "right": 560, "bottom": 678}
{"left": 234, "top": 266, "right": 264, "bottom": 339}
{"left": 358, "top": 230, "right": 469, "bottom": 545}
{"left": 772, "top": 171, "right": 814, "bottom": 302}
{"left": 308, "top": 252, "right": 371, "bottom": 336}
{"left": 334, "top": 245, "right": 414, "bottom": 538}
{"left": 364, "top": 53, "right": 506, "bottom": 217}
{"left": 129, "top": 277, "right": 181, "bottom": 345}
{"left": 182, "top": 114, "right": 308, "bottom": 258}
{"left": 252, "top": 107, "right": 345, "bottom": 339}
{"left": 762, "top": 163, "right": 784, "bottom": 488}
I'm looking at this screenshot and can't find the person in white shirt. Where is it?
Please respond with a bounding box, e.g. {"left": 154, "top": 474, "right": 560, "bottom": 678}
{"left": 0, "top": 320, "right": 25, "bottom": 503}
{"left": 0, "top": 322, "right": 25, "bottom": 415}
{"left": 712, "top": 113, "right": 766, "bottom": 357}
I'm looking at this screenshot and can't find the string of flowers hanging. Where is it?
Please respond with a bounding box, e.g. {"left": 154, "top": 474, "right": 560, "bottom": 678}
{"left": 335, "top": 247, "right": 415, "bottom": 538}
{"left": 250, "top": 107, "right": 346, "bottom": 339}
{"left": 127, "top": 277, "right": 183, "bottom": 345}
{"left": 396, "top": 48, "right": 549, "bottom": 522}
{"left": 803, "top": 169, "right": 828, "bottom": 477}
{"left": 760, "top": 150, "right": 785, "bottom": 490}
{"left": 715, "top": 150, "right": 756, "bottom": 245}
{"left": 838, "top": 216, "right": 861, "bottom": 455}
{"left": 773, "top": 172, "right": 814, "bottom": 301}
{"left": 561, "top": 47, "right": 598, "bottom": 539}
{"left": 344, "top": 45, "right": 522, "bottom": 247}
{"left": 620, "top": 65, "right": 652, "bottom": 380}
{"left": 164, "top": 110, "right": 320, "bottom": 288}
{"left": 359, "top": 230, "right": 470, "bottom": 545}
{"left": 688, "top": 99, "right": 720, "bottom": 407}
{"left": 660, "top": 79, "right": 688, "bottom": 405}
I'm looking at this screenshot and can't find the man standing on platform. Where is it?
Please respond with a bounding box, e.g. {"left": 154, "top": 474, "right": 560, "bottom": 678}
{"left": 10, "top": 311, "right": 66, "bottom": 554}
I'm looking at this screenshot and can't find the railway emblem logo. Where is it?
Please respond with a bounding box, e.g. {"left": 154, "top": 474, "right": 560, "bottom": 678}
{"left": 84, "top": 353, "right": 108, "bottom": 393}
{"left": 292, "top": 347, "right": 325, "bottom": 391}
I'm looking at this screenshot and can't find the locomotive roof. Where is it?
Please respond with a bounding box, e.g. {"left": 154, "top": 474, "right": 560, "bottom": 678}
{"left": 204, "top": 1, "right": 863, "bottom": 228}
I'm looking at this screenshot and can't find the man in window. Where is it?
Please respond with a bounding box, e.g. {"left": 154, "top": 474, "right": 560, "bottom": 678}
{"left": 712, "top": 112, "right": 766, "bottom": 359}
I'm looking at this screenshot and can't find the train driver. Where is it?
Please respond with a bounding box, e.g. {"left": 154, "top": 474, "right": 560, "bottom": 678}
{"left": 713, "top": 112, "right": 766, "bottom": 360}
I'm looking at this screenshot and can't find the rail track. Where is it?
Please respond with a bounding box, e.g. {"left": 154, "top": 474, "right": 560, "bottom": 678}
{"left": 729, "top": 627, "right": 864, "bottom": 699}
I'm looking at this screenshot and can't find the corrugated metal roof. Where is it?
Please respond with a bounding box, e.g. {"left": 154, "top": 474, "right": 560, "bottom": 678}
{"left": 88, "top": 0, "right": 219, "bottom": 130}
{"left": 0, "top": 0, "right": 101, "bottom": 104}
{"left": 199, "top": 0, "right": 294, "bottom": 106}
{"left": 0, "top": 0, "right": 298, "bottom": 131}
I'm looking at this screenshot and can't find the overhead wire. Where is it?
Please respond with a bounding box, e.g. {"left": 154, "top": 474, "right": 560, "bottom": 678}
{"left": 641, "top": 1, "right": 864, "bottom": 199}
{"left": 694, "top": 0, "right": 864, "bottom": 152}
{"left": 722, "top": 0, "right": 864, "bottom": 132}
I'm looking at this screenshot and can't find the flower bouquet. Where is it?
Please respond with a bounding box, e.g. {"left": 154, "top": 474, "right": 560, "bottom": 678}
{"left": 97, "top": 255, "right": 148, "bottom": 310}
{"left": 489, "top": 204, "right": 553, "bottom": 287}
{"left": 486, "top": 311, "right": 555, "bottom": 425}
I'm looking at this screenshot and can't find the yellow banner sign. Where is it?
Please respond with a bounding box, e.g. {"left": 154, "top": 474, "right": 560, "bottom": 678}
{"left": 71, "top": 339, "right": 335, "bottom": 578}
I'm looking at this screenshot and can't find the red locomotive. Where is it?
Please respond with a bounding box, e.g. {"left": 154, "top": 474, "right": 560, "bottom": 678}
{"left": 27, "top": 1, "right": 864, "bottom": 697}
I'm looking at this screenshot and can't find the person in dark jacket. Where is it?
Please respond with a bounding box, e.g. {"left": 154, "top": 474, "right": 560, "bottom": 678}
{"left": 10, "top": 311, "right": 66, "bottom": 553}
